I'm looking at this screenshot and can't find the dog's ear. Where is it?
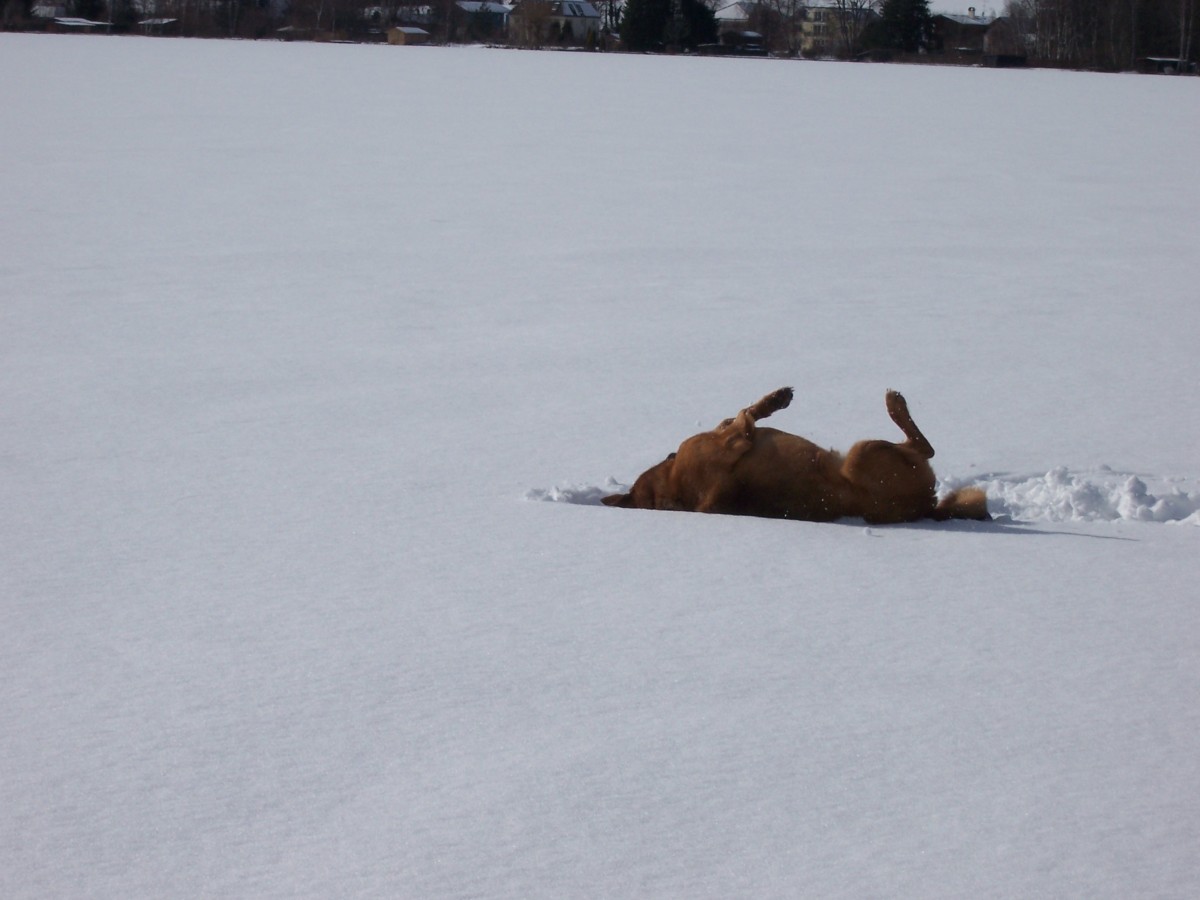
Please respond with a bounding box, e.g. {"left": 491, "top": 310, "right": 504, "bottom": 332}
{"left": 601, "top": 493, "right": 630, "bottom": 507}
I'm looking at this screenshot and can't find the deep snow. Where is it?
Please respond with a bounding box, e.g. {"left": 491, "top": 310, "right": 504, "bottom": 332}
{"left": 2, "top": 34, "right": 1199, "bottom": 899}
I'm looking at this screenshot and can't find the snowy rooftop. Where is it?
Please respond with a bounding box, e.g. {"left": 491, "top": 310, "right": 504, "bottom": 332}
{"left": 457, "top": 1, "right": 510, "bottom": 14}
{"left": 715, "top": 1, "right": 756, "bottom": 19}
{"left": 936, "top": 12, "right": 996, "bottom": 25}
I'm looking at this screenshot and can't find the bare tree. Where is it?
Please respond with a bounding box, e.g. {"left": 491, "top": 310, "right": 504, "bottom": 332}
{"left": 827, "top": 0, "right": 879, "bottom": 57}
{"left": 510, "top": 0, "right": 554, "bottom": 46}
{"left": 757, "top": 0, "right": 807, "bottom": 55}
{"left": 1177, "top": 0, "right": 1196, "bottom": 64}
{"left": 592, "top": 0, "right": 620, "bottom": 33}
{"left": 1005, "top": 0, "right": 1195, "bottom": 69}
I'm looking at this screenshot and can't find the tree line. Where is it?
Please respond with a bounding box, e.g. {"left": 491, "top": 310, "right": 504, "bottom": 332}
{"left": 1002, "top": 0, "right": 1196, "bottom": 70}
{"left": 608, "top": 0, "right": 1197, "bottom": 67}
{"left": 4, "top": 0, "right": 1196, "bottom": 72}
{"left": 720, "top": 0, "right": 1195, "bottom": 68}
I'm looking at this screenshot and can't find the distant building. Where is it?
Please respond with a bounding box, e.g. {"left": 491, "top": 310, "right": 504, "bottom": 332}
{"left": 714, "top": 1, "right": 755, "bottom": 36}
{"left": 388, "top": 25, "right": 431, "bottom": 43}
{"left": 930, "top": 8, "right": 994, "bottom": 57}
{"left": 552, "top": 0, "right": 601, "bottom": 40}
{"left": 52, "top": 16, "right": 110, "bottom": 29}
{"left": 798, "top": 4, "right": 878, "bottom": 58}
{"left": 510, "top": 0, "right": 600, "bottom": 45}
{"left": 1141, "top": 56, "right": 1198, "bottom": 74}
{"left": 458, "top": 3, "right": 510, "bottom": 29}
{"left": 982, "top": 16, "right": 1028, "bottom": 67}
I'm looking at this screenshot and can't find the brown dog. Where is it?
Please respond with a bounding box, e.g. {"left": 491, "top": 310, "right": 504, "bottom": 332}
{"left": 602, "top": 388, "right": 988, "bottom": 524}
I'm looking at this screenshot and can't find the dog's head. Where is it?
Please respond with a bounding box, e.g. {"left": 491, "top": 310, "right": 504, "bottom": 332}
{"left": 602, "top": 453, "right": 676, "bottom": 510}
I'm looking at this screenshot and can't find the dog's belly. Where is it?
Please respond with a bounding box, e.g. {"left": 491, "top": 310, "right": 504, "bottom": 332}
{"left": 724, "top": 429, "right": 854, "bottom": 521}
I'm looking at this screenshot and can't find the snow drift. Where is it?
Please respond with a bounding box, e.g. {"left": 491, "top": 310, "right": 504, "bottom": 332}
{"left": 533, "top": 468, "right": 1200, "bottom": 524}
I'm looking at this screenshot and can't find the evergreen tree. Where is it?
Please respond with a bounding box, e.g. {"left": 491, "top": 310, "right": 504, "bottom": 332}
{"left": 880, "top": 0, "right": 932, "bottom": 52}
{"left": 620, "top": 0, "right": 668, "bottom": 51}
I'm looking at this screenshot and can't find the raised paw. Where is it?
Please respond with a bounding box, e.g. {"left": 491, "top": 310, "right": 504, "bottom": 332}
{"left": 885, "top": 389, "right": 934, "bottom": 459}
{"left": 749, "top": 386, "right": 793, "bottom": 421}
{"left": 768, "top": 386, "right": 794, "bottom": 409}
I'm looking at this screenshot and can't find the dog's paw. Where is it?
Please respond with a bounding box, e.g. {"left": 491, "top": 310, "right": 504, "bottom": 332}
{"left": 767, "top": 386, "right": 794, "bottom": 410}
{"left": 748, "top": 387, "right": 793, "bottom": 421}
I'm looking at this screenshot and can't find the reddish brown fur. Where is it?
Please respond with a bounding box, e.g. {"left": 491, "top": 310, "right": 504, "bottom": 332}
{"left": 602, "top": 388, "right": 989, "bottom": 525}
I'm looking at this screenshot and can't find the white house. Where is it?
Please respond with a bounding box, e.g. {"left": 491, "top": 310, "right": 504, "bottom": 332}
{"left": 714, "top": 1, "right": 756, "bottom": 33}
{"left": 510, "top": 0, "right": 600, "bottom": 44}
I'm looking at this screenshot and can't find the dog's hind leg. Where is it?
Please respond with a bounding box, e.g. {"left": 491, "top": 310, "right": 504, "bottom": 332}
{"left": 717, "top": 386, "right": 794, "bottom": 428}
{"left": 715, "top": 387, "right": 794, "bottom": 453}
{"left": 885, "top": 390, "right": 935, "bottom": 460}
{"left": 746, "top": 386, "right": 794, "bottom": 422}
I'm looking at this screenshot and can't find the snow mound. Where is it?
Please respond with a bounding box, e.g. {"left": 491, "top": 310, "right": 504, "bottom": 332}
{"left": 525, "top": 479, "right": 625, "bottom": 506}
{"left": 947, "top": 467, "right": 1200, "bottom": 525}
{"left": 533, "top": 468, "right": 1200, "bottom": 524}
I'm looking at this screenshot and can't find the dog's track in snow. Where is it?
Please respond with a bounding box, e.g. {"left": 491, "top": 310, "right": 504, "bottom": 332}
{"left": 943, "top": 467, "right": 1200, "bottom": 525}
{"left": 529, "top": 467, "right": 1200, "bottom": 525}
{"left": 525, "top": 480, "right": 624, "bottom": 507}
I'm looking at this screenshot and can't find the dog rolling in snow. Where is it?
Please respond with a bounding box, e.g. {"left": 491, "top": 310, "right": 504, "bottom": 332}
{"left": 602, "top": 388, "right": 988, "bottom": 524}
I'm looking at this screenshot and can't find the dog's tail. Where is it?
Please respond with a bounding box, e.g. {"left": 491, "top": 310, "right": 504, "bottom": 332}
{"left": 932, "top": 487, "right": 991, "bottom": 521}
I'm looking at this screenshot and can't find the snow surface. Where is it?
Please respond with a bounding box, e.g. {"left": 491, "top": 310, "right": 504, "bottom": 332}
{"left": 2, "top": 34, "right": 1199, "bottom": 899}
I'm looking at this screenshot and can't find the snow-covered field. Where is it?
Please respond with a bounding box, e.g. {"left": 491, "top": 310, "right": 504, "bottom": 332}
{"left": 3, "top": 34, "right": 1198, "bottom": 898}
